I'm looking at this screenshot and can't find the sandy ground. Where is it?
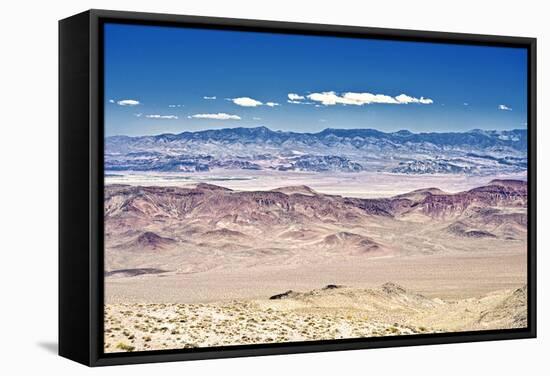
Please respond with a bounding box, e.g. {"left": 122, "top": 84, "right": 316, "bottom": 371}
{"left": 104, "top": 282, "right": 527, "bottom": 353}
{"left": 105, "top": 252, "right": 526, "bottom": 304}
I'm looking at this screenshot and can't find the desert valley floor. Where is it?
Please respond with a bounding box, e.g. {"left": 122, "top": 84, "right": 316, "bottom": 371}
{"left": 103, "top": 173, "right": 527, "bottom": 352}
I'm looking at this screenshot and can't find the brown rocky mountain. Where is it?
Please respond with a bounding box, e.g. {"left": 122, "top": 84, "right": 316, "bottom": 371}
{"left": 104, "top": 179, "right": 527, "bottom": 274}
{"left": 319, "top": 232, "right": 384, "bottom": 254}
{"left": 124, "top": 231, "right": 176, "bottom": 251}
{"left": 105, "top": 179, "right": 526, "bottom": 223}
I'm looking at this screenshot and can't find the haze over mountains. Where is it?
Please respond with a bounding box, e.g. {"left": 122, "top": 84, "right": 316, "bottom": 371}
{"left": 105, "top": 127, "right": 527, "bottom": 175}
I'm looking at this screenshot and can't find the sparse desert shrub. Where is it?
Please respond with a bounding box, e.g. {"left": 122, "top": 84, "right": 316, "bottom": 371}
{"left": 389, "top": 326, "right": 400, "bottom": 334}
{"left": 116, "top": 342, "right": 135, "bottom": 352}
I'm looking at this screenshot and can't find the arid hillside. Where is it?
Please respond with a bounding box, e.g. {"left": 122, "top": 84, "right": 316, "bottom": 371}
{"left": 104, "top": 179, "right": 527, "bottom": 277}
{"left": 105, "top": 282, "right": 527, "bottom": 353}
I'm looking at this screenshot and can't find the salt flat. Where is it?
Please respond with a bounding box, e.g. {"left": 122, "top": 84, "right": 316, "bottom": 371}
{"left": 105, "top": 169, "right": 527, "bottom": 198}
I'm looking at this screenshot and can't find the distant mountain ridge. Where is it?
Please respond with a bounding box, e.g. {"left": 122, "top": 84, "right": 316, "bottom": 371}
{"left": 105, "top": 126, "right": 527, "bottom": 175}
{"left": 107, "top": 126, "right": 527, "bottom": 151}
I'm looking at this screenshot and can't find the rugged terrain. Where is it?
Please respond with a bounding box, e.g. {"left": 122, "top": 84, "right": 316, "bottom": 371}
{"left": 105, "top": 178, "right": 527, "bottom": 277}
{"left": 105, "top": 282, "right": 527, "bottom": 353}
{"left": 105, "top": 127, "right": 527, "bottom": 175}
{"left": 104, "top": 178, "right": 527, "bottom": 352}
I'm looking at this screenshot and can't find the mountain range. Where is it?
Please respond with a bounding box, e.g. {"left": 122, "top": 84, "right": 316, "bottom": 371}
{"left": 104, "top": 179, "right": 527, "bottom": 275}
{"left": 105, "top": 127, "right": 527, "bottom": 175}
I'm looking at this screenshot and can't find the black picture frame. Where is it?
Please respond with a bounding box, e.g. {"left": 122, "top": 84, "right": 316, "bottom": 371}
{"left": 59, "top": 9, "right": 537, "bottom": 367}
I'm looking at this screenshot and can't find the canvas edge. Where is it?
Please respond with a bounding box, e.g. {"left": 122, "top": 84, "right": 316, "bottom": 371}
{"left": 59, "top": 10, "right": 93, "bottom": 366}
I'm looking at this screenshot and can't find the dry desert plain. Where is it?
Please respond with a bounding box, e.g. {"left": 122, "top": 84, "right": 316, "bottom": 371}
{"left": 103, "top": 173, "right": 528, "bottom": 352}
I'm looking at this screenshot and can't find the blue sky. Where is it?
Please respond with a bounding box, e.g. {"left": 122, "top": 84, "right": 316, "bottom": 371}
{"left": 104, "top": 23, "right": 528, "bottom": 137}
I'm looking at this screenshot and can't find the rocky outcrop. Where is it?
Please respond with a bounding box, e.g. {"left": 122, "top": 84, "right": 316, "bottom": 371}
{"left": 269, "top": 290, "right": 299, "bottom": 300}
{"left": 478, "top": 285, "right": 527, "bottom": 328}
{"left": 105, "top": 268, "right": 168, "bottom": 278}
{"left": 447, "top": 222, "right": 496, "bottom": 238}
{"left": 122, "top": 231, "right": 176, "bottom": 251}
{"left": 321, "top": 232, "right": 382, "bottom": 253}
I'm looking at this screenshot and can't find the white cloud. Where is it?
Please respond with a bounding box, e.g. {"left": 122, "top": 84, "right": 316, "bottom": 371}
{"left": 135, "top": 113, "right": 143, "bottom": 117}
{"left": 288, "top": 93, "right": 305, "bottom": 100}
{"left": 287, "top": 100, "right": 314, "bottom": 105}
{"left": 108, "top": 99, "right": 115, "bottom": 103}
{"left": 116, "top": 99, "right": 140, "bottom": 106}
{"left": 189, "top": 113, "right": 241, "bottom": 120}
{"left": 394, "top": 94, "right": 433, "bottom": 104}
{"left": 203, "top": 96, "right": 216, "bottom": 100}
{"left": 168, "top": 104, "right": 184, "bottom": 108}
{"left": 145, "top": 114, "right": 179, "bottom": 119}
{"left": 252, "top": 117, "right": 262, "bottom": 120}
{"left": 463, "top": 103, "right": 469, "bottom": 106}
{"left": 498, "top": 104, "right": 512, "bottom": 111}
{"left": 287, "top": 93, "right": 314, "bottom": 105}
{"left": 302, "top": 91, "right": 433, "bottom": 106}
{"left": 231, "top": 97, "right": 263, "bottom": 107}
{"left": 307, "top": 92, "right": 351, "bottom": 105}
{"left": 229, "top": 97, "right": 280, "bottom": 108}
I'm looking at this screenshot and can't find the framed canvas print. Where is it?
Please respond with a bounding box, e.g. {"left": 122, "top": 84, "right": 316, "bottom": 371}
{"left": 59, "top": 9, "right": 537, "bottom": 366}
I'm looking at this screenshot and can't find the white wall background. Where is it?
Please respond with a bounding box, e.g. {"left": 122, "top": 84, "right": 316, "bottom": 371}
{"left": 0, "top": 0, "right": 547, "bottom": 373}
